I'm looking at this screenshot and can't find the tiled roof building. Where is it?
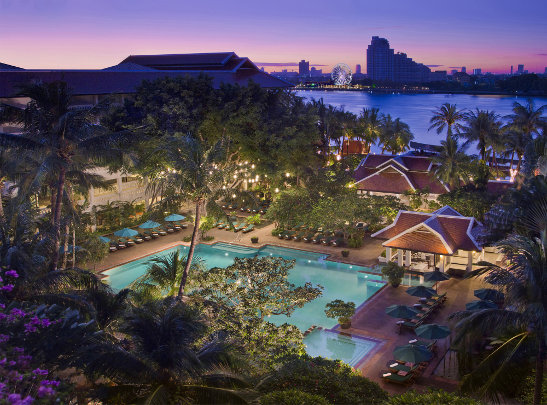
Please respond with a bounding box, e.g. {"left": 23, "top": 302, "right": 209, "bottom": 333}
{"left": 353, "top": 154, "right": 449, "bottom": 196}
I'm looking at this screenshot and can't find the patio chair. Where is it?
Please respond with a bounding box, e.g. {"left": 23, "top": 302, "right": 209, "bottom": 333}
{"left": 381, "top": 372, "right": 415, "bottom": 386}
{"left": 242, "top": 224, "right": 254, "bottom": 233}
{"left": 234, "top": 223, "right": 247, "bottom": 232}
{"left": 312, "top": 234, "right": 325, "bottom": 244}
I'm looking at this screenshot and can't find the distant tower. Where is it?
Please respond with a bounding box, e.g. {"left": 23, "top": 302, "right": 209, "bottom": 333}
{"left": 461, "top": 66, "right": 466, "bottom": 73}
{"left": 517, "top": 64, "right": 524, "bottom": 74}
{"left": 473, "top": 68, "right": 482, "bottom": 75}
{"left": 355, "top": 64, "right": 362, "bottom": 74}
{"left": 298, "top": 60, "right": 310, "bottom": 76}
{"left": 367, "top": 36, "right": 394, "bottom": 81}
{"left": 510, "top": 65, "right": 513, "bottom": 75}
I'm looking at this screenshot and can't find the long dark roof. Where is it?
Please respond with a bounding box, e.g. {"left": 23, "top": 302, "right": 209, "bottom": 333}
{"left": 0, "top": 52, "right": 291, "bottom": 98}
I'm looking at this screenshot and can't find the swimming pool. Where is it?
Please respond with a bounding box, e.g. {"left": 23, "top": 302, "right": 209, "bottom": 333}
{"left": 103, "top": 242, "right": 385, "bottom": 364}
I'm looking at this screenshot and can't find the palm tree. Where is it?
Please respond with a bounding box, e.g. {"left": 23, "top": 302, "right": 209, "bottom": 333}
{"left": 357, "top": 108, "right": 383, "bottom": 152}
{"left": 429, "top": 103, "right": 466, "bottom": 137}
{"left": 131, "top": 250, "right": 205, "bottom": 298}
{"left": 451, "top": 216, "right": 547, "bottom": 404}
{"left": 77, "top": 297, "right": 249, "bottom": 404}
{"left": 379, "top": 115, "right": 414, "bottom": 154}
{"left": 431, "top": 136, "right": 471, "bottom": 189}
{"left": 0, "top": 82, "right": 133, "bottom": 271}
{"left": 459, "top": 109, "right": 503, "bottom": 161}
{"left": 150, "top": 134, "right": 235, "bottom": 297}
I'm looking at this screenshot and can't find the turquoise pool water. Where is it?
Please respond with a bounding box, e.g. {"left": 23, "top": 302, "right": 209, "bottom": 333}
{"left": 304, "top": 329, "right": 378, "bottom": 367}
{"left": 103, "top": 242, "right": 384, "bottom": 364}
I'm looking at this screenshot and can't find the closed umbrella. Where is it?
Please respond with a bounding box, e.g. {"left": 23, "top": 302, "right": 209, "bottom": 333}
{"left": 466, "top": 300, "right": 497, "bottom": 311}
{"left": 393, "top": 344, "right": 433, "bottom": 363}
{"left": 139, "top": 220, "right": 161, "bottom": 229}
{"left": 385, "top": 304, "right": 419, "bottom": 319}
{"left": 164, "top": 214, "right": 186, "bottom": 222}
{"left": 474, "top": 288, "right": 504, "bottom": 302}
{"left": 406, "top": 285, "right": 437, "bottom": 299}
{"left": 114, "top": 228, "right": 138, "bottom": 238}
{"left": 415, "top": 324, "right": 451, "bottom": 340}
{"left": 99, "top": 236, "right": 111, "bottom": 243}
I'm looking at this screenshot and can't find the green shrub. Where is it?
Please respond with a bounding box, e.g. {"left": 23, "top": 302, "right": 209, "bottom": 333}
{"left": 247, "top": 213, "right": 262, "bottom": 225}
{"left": 381, "top": 262, "right": 405, "bottom": 287}
{"left": 259, "top": 355, "right": 387, "bottom": 404}
{"left": 518, "top": 370, "right": 547, "bottom": 405}
{"left": 347, "top": 236, "right": 363, "bottom": 248}
{"left": 325, "top": 300, "right": 355, "bottom": 323}
{"left": 251, "top": 236, "right": 259, "bottom": 243}
{"left": 183, "top": 236, "right": 192, "bottom": 242}
{"left": 341, "top": 250, "right": 350, "bottom": 257}
{"left": 202, "top": 235, "right": 214, "bottom": 241}
{"left": 384, "top": 389, "right": 483, "bottom": 404}
{"left": 260, "top": 389, "right": 330, "bottom": 405}
{"left": 272, "top": 228, "right": 284, "bottom": 236}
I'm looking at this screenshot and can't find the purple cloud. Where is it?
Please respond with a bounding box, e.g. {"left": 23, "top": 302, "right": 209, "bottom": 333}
{"left": 426, "top": 64, "right": 443, "bottom": 67}
{"left": 256, "top": 62, "right": 327, "bottom": 67}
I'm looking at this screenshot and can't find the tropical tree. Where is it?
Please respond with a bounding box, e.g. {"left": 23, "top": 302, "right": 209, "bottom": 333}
{"left": 459, "top": 109, "right": 503, "bottom": 161}
{"left": 76, "top": 297, "right": 249, "bottom": 404}
{"left": 450, "top": 208, "right": 547, "bottom": 404}
{"left": 431, "top": 136, "right": 472, "bottom": 189}
{"left": 149, "top": 134, "right": 235, "bottom": 297}
{"left": 379, "top": 114, "right": 414, "bottom": 153}
{"left": 356, "top": 107, "right": 383, "bottom": 152}
{"left": 0, "top": 82, "right": 133, "bottom": 271}
{"left": 429, "top": 103, "right": 467, "bottom": 137}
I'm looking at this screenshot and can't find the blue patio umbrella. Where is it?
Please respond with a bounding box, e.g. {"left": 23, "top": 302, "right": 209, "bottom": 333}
{"left": 393, "top": 344, "right": 433, "bottom": 363}
{"left": 466, "top": 300, "right": 497, "bottom": 311}
{"left": 99, "top": 236, "right": 111, "bottom": 243}
{"left": 406, "top": 285, "right": 437, "bottom": 299}
{"left": 114, "top": 228, "right": 138, "bottom": 238}
{"left": 424, "top": 270, "right": 451, "bottom": 282}
{"left": 474, "top": 288, "right": 504, "bottom": 302}
{"left": 415, "top": 324, "right": 451, "bottom": 340}
{"left": 139, "top": 220, "right": 161, "bottom": 229}
{"left": 385, "top": 304, "right": 419, "bottom": 319}
{"left": 164, "top": 214, "right": 186, "bottom": 222}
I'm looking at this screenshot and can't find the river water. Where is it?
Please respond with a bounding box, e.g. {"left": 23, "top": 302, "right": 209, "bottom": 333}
{"left": 294, "top": 90, "right": 547, "bottom": 148}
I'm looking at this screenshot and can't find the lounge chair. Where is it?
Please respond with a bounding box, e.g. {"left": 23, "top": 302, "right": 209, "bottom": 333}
{"left": 293, "top": 231, "right": 307, "bottom": 241}
{"left": 165, "top": 225, "right": 175, "bottom": 233}
{"left": 240, "top": 206, "right": 248, "bottom": 212}
{"left": 322, "top": 235, "right": 335, "bottom": 245}
{"left": 386, "top": 361, "right": 422, "bottom": 374}
{"left": 109, "top": 244, "right": 117, "bottom": 252}
{"left": 409, "top": 339, "right": 437, "bottom": 351}
{"left": 331, "top": 237, "right": 344, "bottom": 247}
{"left": 117, "top": 239, "right": 128, "bottom": 249}
{"left": 312, "top": 234, "right": 325, "bottom": 244}
{"left": 278, "top": 230, "right": 289, "bottom": 239}
{"left": 158, "top": 228, "right": 167, "bottom": 236}
{"left": 134, "top": 235, "right": 144, "bottom": 243}
{"left": 234, "top": 223, "right": 247, "bottom": 232}
{"left": 217, "top": 221, "right": 227, "bottom": 229}
{"left": 381, "top": 372, "right": 415, "bottom": 386}
{"left": 242, "top": 224, "right": 254, "bottom": 233}
{"left": 302, "top": 232, "right": 316, "bottom": 242}
{"left": 284, "top": 230, "right": 297, "bottom": 240}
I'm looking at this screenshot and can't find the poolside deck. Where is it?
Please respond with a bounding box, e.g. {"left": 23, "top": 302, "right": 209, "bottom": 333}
{"left": 94, "top": 222, "right": 385, "bottom": 272}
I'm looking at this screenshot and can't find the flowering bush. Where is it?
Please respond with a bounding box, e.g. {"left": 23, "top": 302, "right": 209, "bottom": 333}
{"left": 0, "top": 269, "right": 68, "bottom": 404}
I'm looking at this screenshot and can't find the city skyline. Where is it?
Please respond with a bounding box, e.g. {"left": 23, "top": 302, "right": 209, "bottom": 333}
{"left": 1, "top": 0, "right": 546, "bottom": 74}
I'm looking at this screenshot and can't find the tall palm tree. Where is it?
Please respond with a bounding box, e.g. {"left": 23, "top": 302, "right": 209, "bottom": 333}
{"left": 451, "top": 211, "right": 547, "bottom": 404}
{"left": 150, "top": 134, "right": 235, "bottom": 297}
{"left": 459, "top": 109, "right": 503, "bottom": 161}
{"left": 77, "top": 297, "right": 249, "bottom": 404}
{"left": 429, "top": 103, "right": 466, "bottom": 137}
{"left": 0, "top": 82, "right": 133, "bottom": 271}
{"left": 357, "top": 107, "right": 383, "bottom": 152}
{"left": 431, "top": 136, "right": 471, "bottom": 189}
{"left": 379, "top": 115, "right": 414, "bottom": 154}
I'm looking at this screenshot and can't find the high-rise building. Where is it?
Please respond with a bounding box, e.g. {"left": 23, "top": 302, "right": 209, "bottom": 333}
{"left": 473, "top": 68, "right": 482, "bottom": 75}
{"left": 355, "top": 64, "right": 361, "bottom": 74}
{"left": 461, "top": 66, "right": 466, "bottom": 73}
{"left": 366, "top": 36, "right": 430, "bottom": 82}
{"left": 510, "top": 65, "right": 514, "bottom": 75}
{"left": 451, "top": 69, "right": 458, "bottom": 75}
{"left": 518, "top": 64, "right": 524, "bottom": 74}
{"left": 298, "top": 60, "right": 310, "bottom": 76}
{"left": 310, "top": 67, "right": 323, "bottom": 77}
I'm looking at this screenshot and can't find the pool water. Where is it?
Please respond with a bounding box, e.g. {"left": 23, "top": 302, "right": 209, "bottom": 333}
{"left": 304, "top": 329, "right": 378, "bottom": 367}
{"left": 103, "top": 242, "right": 384, "bottom": 364}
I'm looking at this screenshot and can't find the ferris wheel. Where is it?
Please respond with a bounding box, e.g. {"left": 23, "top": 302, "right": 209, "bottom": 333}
{"left": 331, "top": 63, "right": 352, "bottom": 85}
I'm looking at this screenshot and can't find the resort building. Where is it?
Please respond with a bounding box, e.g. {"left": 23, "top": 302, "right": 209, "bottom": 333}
{"left": 372, "top": 206, "right": 484, "bottom": 276}
{"left": 0, "top": 52, "right": 291, "bottom": 213}
{"left": 353, "top": 153, "right": 448, "bottom": 199}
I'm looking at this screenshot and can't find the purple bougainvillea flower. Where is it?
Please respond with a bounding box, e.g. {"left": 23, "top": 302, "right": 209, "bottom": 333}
{"left": 0, "top": 334, "right": 9, "bottom": 343}
{"left": 5, "top": 270, "right": 19, "bottom": 278}
{"left": 1, "top": 284, "right": 14, "bottom": 292}
{"left": 32, "top": 368, "right": 48, "bottom": 376}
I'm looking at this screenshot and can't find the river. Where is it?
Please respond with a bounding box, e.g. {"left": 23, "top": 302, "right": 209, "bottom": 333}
{"left": 294, "top": 90, "right": 547, "bottom": 148}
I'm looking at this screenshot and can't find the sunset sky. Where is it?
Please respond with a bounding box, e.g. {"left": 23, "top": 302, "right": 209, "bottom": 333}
{"left": 1, "top": 0, "right": 546, "bottom": 74}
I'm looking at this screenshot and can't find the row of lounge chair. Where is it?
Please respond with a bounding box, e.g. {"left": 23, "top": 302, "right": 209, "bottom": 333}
{"left": 109, "top": 222, "right": 188, "bottom": 252}
{"left": 277, "top": 224, "right": 346, "bottom": 247}
{"left": 221, "top": 200, "right": 270, "bottom": 215}
{"left": 213, "top": 218, "right": 255, "bottom": 233}
{"left": 397, "top": 293, "right": 447, "bottom": 333}
{"left": 381, "top": 338, "right": 438, "bottom": 386}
